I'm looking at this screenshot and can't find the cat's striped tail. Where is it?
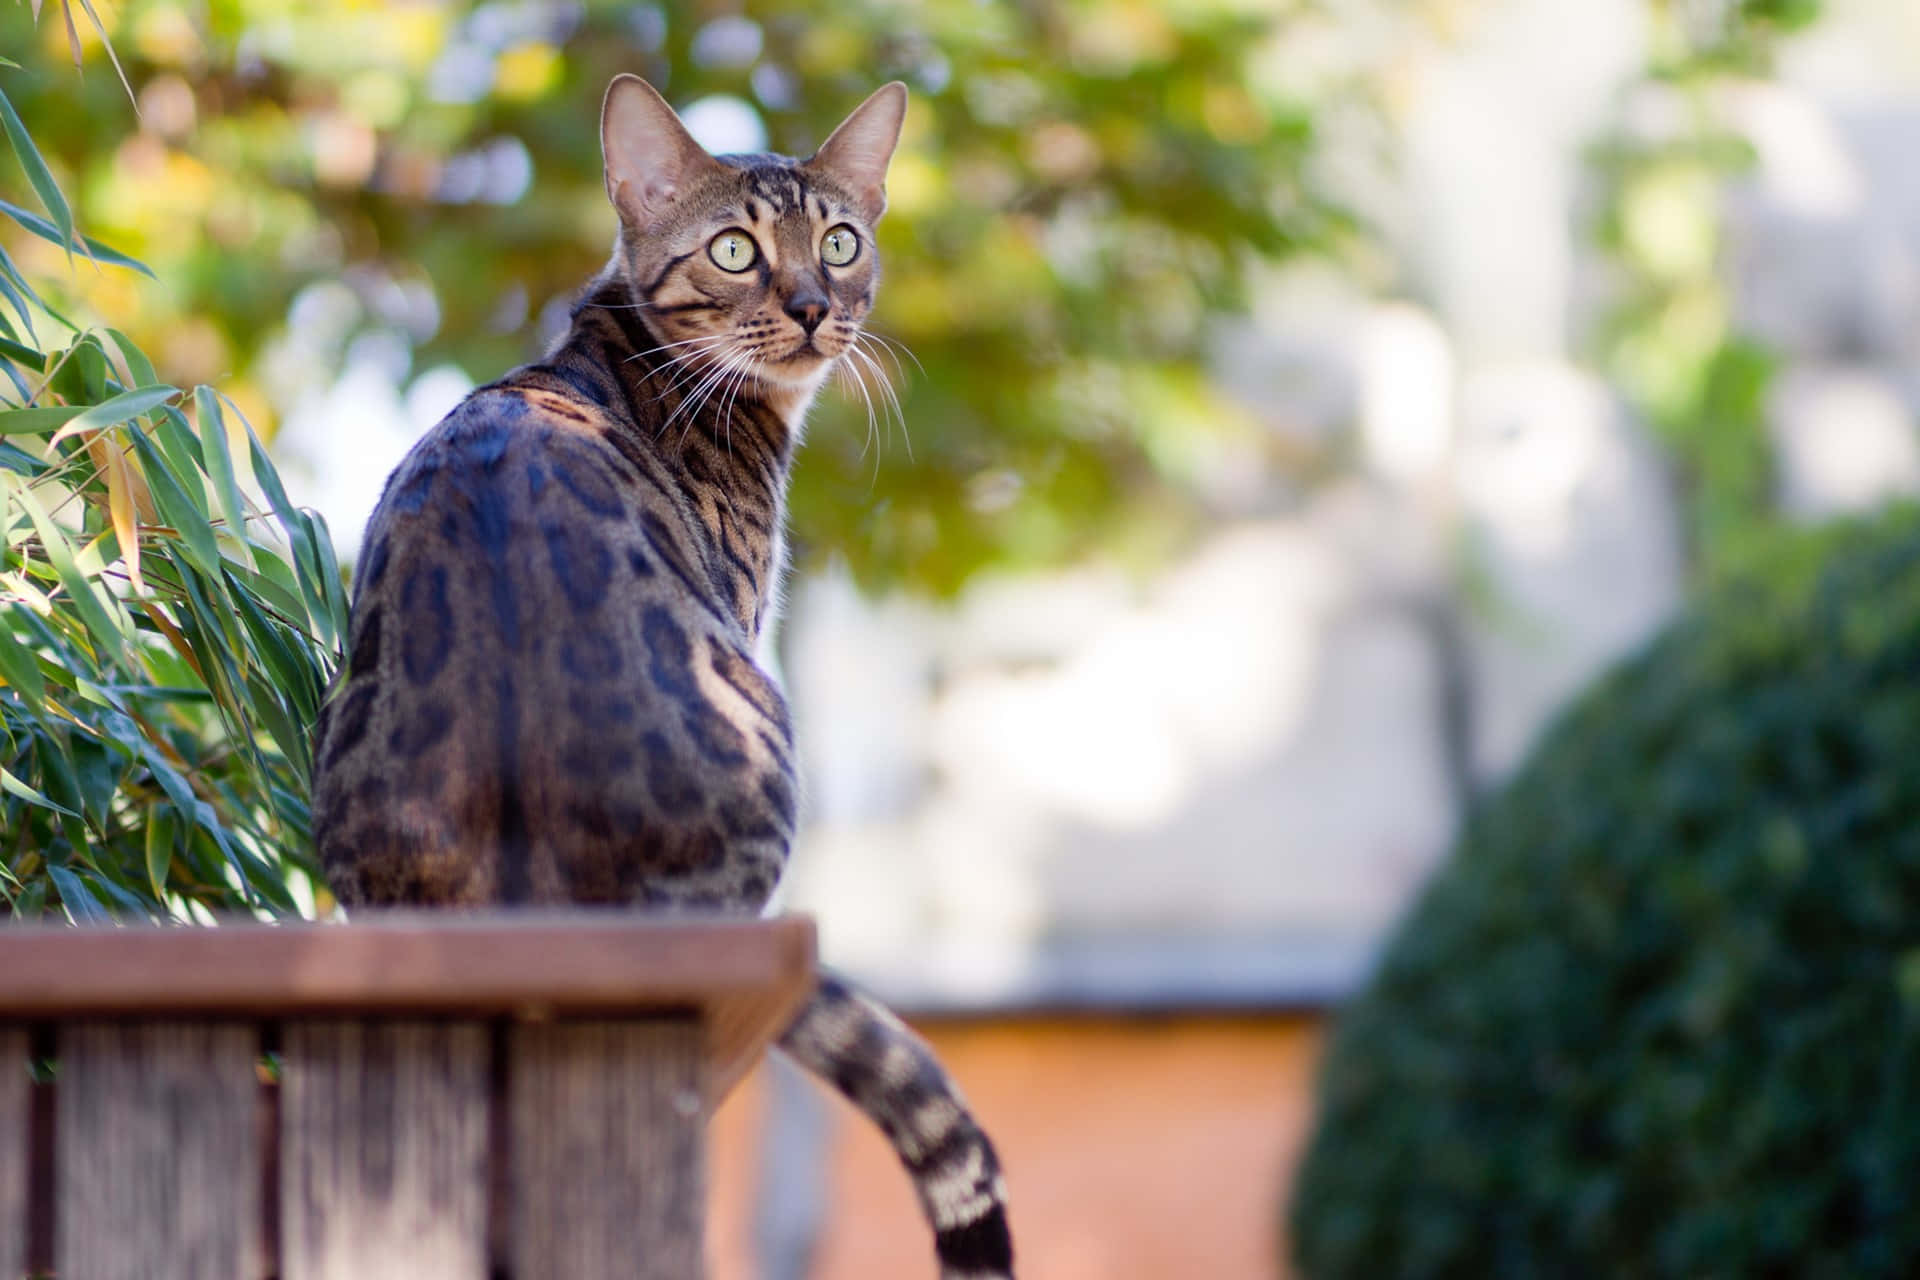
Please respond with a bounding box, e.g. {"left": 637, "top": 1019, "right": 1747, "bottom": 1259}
{"left": 778, "top": 972, "right": 1015, "bottom": 1280}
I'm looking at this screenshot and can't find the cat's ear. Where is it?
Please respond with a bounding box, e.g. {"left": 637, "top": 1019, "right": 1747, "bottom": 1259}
{"left": 806, "top": 81, "right": 907, "bottom": 223}
{"left": 601, "top": 74, "right": 722, "bottom": 228}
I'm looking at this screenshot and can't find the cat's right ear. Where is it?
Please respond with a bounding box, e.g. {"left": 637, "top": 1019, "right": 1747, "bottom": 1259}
{"left": 601, "top": 75, "right": 719, "bottom": 229}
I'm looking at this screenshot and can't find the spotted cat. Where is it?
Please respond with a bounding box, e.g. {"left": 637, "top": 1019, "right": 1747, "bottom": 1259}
{"left": 309, "top": 75, "right": 1014, "bottom": 1278}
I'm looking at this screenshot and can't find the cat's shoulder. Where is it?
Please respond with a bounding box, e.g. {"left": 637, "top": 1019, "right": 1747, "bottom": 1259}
{"left": 369, "top": 380, "right": 650, "bottom": 527}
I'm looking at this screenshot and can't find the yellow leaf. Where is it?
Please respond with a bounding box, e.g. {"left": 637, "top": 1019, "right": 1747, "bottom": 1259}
{"left": 102, "top": 442, "right": 142, "bottom": 594}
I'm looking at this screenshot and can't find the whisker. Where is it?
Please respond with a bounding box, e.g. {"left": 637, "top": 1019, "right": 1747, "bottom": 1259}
{"left": 848, "top": 338, "right": 911, "bottom": 464}
{"left": 860, "top": 328, "right": 925, "bottom": 378}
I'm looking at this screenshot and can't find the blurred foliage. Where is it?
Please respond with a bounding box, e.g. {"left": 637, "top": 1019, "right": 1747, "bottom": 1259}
{"left": 0, "top": 0, "right": 1361, "bottom": 595}
{"left": 1290, "top": 504, "right": 1920, "bottom": 1277}
{"left": 0, "top": 52, "right": 342, "bottom": 920}
{"left": 1588, "top": 0, "right": 1823, "bottom": 584}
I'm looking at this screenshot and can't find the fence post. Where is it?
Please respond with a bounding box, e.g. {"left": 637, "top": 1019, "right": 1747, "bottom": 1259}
{"left": 0, "top": 913, "right": 815, "bottom": 1280}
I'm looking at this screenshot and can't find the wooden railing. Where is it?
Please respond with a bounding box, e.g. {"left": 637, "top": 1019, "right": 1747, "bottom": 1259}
{"left": 0, "top": 912, "right": 815, "bottom": 1280}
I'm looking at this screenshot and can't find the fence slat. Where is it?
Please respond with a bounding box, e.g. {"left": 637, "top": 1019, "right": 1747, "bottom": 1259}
{"left": 281, "top": 1020, "right": 489, "bottom": 1280}
{"left": 56, "top": 1022, "right": 259, "bottom": 1280}
{"left": 0, "top": 1029, "right": 23, "bottom": 1280}
{"left": 512, "top": 1018, "right": 705, "bottom": 1280}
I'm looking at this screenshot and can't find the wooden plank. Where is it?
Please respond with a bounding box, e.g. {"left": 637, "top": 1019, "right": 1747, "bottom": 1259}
{"left": 280, "top": 1021, "right": 489, "bottom": 1280}
{"left": 0, "top": 916, "right": 812, "bottom": 1097}
{"left": 511, "top": 1018, "right": 705, "bottom": 1280}
{"left": 0, "top": 1029, "right": 23, "bottom": 1280}
{"left": 56, "top": 1023, "right": 259, "bottom": 1280}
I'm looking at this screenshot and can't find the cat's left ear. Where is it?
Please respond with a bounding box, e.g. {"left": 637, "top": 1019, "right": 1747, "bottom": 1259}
{"left": 805, "top": 81, "right": 908, "bottom": 223}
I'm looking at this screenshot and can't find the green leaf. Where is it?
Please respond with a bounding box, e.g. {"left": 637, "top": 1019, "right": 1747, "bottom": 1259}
{"left": 194, "top": 386, "right": 250, "bottom": 546}
{"left": 4, "top": 472, "right": 132, "bottom": 655}
{"left": 102, "top": 330, "right": 161, "bottom": 396}
{"left": 127, "top": 426, "right": 220, "bottom": 577}
{"left": 0, "top": 200, "right": 153, "bottom": 277}
{"left": 48, "top": 383, "right": 178, "bottom": 444}
{"left": 0, "top": 85, "right": 73, "bottom": 254}
{"left": 0, "top": 406, "right": 85, "bottom": 435}
{"left": 0, "top": 619, "right": 48, "bottom": 713}
{"left": 144, "top": 808, "right": 178, "bottom": 900}
{"left": 0, "top": 764, "right": 78, "bottom": 817}
{"left": 45, "top": 863, "right": 110, "bottom": 923}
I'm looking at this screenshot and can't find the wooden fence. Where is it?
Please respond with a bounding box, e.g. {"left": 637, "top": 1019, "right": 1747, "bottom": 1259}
{"left": 0, "top": 912, "right": 814, "bottom": 1280}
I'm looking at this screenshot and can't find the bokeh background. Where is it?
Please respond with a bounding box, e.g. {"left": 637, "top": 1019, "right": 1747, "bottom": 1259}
{"left": 5, "top": 0, "right": 1920, "bottom": 1275}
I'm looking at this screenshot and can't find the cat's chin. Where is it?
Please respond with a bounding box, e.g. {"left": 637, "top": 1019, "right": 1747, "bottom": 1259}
{"left": 757, "top": 348, "right": 836, "bottom": 389}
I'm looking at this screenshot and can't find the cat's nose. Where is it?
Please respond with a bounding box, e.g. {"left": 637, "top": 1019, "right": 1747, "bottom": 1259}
{"left": 784, "top": 288, "right": 829, "bottom": 334}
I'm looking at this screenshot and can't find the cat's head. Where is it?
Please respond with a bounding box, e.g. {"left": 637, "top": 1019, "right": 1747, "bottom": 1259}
{"left": 600, "top": 75, "right": 906, "bottom": 393}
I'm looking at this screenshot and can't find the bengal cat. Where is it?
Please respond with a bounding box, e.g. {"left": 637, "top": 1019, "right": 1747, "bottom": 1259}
{"left": 309, "top": 75, "right": 1014, "bottom": 1278}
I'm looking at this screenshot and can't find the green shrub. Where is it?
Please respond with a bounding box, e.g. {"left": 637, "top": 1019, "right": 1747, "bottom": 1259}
{"left": 1290, "top": 506, "right": 1920, "bottom": 1278}
{"left": 0, "top": 62, "right": 341, "bottom": 921}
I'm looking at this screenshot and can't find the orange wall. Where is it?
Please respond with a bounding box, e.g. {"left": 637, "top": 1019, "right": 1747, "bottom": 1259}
{"left": 708, "top": 1014, "right": 1327, "bottom": 1279}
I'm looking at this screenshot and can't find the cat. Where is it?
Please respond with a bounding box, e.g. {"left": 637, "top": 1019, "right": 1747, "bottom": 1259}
{"left": 309, "top": 75, "right": 1014, "bottom": 1279}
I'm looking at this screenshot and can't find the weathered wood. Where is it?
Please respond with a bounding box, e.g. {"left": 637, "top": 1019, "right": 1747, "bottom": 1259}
{"left": 0, "top": 1029, "right": 23, "bottom": 1280}
{"left": 512, "top": 1018, "right": 705, "bottom": 1280}
{"left": 280, "top": 1020, "right": 489, "bottom": 1280}
{"left": 56, "top": 1022, "right": 259, "bottom": 1280}
{"left": 0, "top": 915, "right": 813, "bottom": 1098}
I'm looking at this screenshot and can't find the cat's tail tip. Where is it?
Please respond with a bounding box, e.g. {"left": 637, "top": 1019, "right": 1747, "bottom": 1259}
{"left": 936, "top": 1196, "right": 1016, "bottom": 1278}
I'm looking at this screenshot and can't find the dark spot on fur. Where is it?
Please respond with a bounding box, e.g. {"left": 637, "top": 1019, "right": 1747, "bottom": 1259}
{"left": 641, "top": 605, "right": 697, "bottom": 698}
{"left": 641, "top": 731, "right": 705, "bottom": 817}
{"left": 628, "top": 546, "right": 654, "bottom": 577}
{"left": 561, "top": 627, "right": 623, "bottom": 681}
{"left": 388, "top": 462, "right": 436, "bottom": 515}
{"left": 567, "top": 690, "right": 636, "bottom": 729}
{"left": 550, "top": 441, "right": 624, "bottom": 517}
{"left": 527, "top": 462, "right": 547, "bottom": 501}
{"left": 760, "top": 773, "right": 796, "bottom": 829}
{"left": 710, "top": 645, "right": 788, "bottom": 728}
{"left": 559, "top": 742, "right": 635, "bottom": 778}
{"left": 720, "top": 805, "right": 780, "bottom": 842}
{"left": 352, "top": 775, "right": 388, "bottom": 808}
{"left": 357, "top": 535, "right": 390, "bottom": 598}
{"left": 388, "top": 701, "right": 452, "bottom": 759}
{"left": 320, "top": 683, "right": 377, "bottom": 770}
{"left": 543, "top": 520, "right": 614, "bottom": 613}
{"left": 349, "top": 607, "right": 383, "bottom": 678}
{"left": 399, "top": 565, "right": 453, "bottom": 685}
{"left": 639, "top": 607, "right": 745, "bottom": 764}
{"left": 452, "top": 415, "right": 513, "bottom": 469}
{"left": 495, "top": 671, "right": 530, "bottom": 903}
{"left": 547, "top": 362, "right": 611, "bottom": 410}
{"left": 686, "top": 704, "right": 749, "bottom": 768}
{"left": 641, "top": 515, "right": 728, "bottom": 625}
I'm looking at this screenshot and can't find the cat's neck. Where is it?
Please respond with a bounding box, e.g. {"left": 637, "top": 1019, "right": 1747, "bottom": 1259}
{"left": 512, "top": 270, "right": 805, "bottom": 642}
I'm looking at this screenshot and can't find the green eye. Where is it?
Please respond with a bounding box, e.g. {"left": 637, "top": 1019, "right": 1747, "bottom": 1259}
{"left": 821, "top": 225, "right": 860, "bottom": 267}
{"left": 709, "top": 231, "right": 758, "bottom": 272}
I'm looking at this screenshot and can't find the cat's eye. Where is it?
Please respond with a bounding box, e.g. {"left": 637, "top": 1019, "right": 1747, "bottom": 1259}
{"left": 709, "top": 231, "right": 758, "bottom": 273}
{"left": 821, "top": 225, "right": 860, "bottom": 267}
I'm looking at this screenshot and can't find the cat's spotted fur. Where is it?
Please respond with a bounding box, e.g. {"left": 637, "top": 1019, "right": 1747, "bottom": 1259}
{"left": 310, "top": 76, "right": 1014, "bottom": 1279}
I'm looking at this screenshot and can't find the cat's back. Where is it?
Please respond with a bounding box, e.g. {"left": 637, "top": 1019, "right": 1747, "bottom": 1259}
{"left": 311, "top": 383, "right": 793, "bottom": 909}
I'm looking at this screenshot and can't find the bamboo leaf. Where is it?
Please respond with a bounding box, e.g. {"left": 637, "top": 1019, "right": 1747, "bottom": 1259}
{"left": 0, "top": 764, "right": 77, "bottom": 817}
{"left": 126, "top": 427, "right": 219, "bottom": 577}
{"left": 102, "top": 442, "right": 142, "bottom": 593}
{"left": 0, "top": 200, "right": 153, "bottom": 276}
{"left": 5, "top": 472, "right": 131, "bottom": 654}
{"left": 143, "top": 808, "right": 177, "bottom": 900}
{"left": 49, "top": 383, "right": 178, "bottom": 446}
{"left": 0, "top": 85, "right": 72, "bottom": 254}
{"left": 0, "top": 618, "right": 48, "bottom": 713}
{"left": 193, "top": 386, "right": 250, "bottom": 547}
{"left": 0, "top": 405, "right": 85, "bottom": 435}
{"left": 46, "top": 863, "right": 109, "bottom": 922}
